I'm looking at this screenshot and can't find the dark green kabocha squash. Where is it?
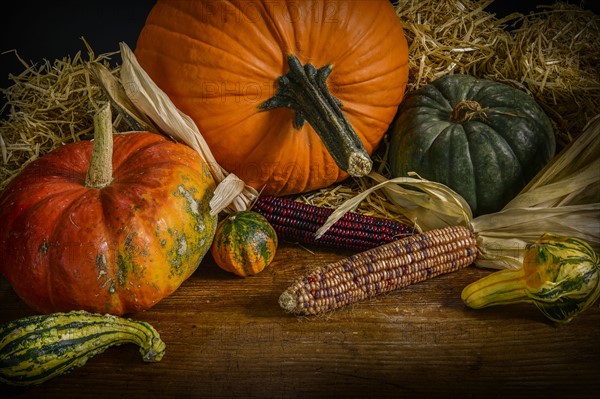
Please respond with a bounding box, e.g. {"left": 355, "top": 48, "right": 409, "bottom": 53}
{"left": 389, "top": 74, "right": 555, "bottom": 216}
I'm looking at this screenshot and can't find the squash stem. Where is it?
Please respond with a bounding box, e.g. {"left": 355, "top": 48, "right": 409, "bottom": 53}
{"left": 451, "top": 100, "right": 487, "bottom": 124}
{"left": 461, "top": 268, "right": 532, "bottom": 309}
{"left": 85, "top": 104, "right": 113, "bottom": 189}
{"left": 260, "top": 54, "right": 372, "bottom": 177}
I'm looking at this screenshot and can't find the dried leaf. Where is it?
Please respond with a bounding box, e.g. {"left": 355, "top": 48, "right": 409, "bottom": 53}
{"left": 118, "top": 43, "right": 258, "bottom": 215}
{"left": 316, "top": 172, "right": 472, "bottom": 239}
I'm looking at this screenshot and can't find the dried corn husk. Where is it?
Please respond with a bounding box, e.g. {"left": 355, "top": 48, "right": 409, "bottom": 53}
{"left": 315, "top": 172, "right": 472, "bottom": 238}
{"left": 317, "top": 115, "right": 600, "bottom": 270}
{"left": 473, "top": 115, "right": 600, "bottom": 269}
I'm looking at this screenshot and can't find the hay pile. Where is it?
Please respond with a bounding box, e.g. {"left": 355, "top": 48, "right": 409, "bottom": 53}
{"left": 396, "top": 0, "right": 518, "bottom": 91}
{"left": 0, "top": 46, "right": 127, "bottom": 189}
{"left": 1, "top": 1, "right": 598, "bottom": 216}
{"left": 494, "top": 3, "right": 600, "bottom": 147}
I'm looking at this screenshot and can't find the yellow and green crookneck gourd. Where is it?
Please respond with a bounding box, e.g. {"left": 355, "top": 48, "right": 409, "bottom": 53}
{"left": 0, "top": 311, "right": 165, "bottom": 386}
{"left": 0, "top": 105, "right": 217, "bottom": 315}
{"left": 211, "top": 211, "right": 278, "bottom": 277}
{"left": 462, "top": 234, "right": 600, "bottom": 323}
{"left": 389, "top": 74, "right": 556, "bottom": 216}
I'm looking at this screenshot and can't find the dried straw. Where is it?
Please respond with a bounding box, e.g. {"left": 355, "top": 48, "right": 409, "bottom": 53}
{"left": 493, "top": 3, "right": 600, "bottom": 148}
{"left": 0, "top": 43, "right": 126, "bottom": 190}
{"left": 396, "top": 0, "right": 518, "bottom": 92}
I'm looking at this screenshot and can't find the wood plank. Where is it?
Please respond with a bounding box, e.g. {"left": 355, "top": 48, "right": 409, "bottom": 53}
{"left": 1, "top": 243, "right": 599, "bottom": 398}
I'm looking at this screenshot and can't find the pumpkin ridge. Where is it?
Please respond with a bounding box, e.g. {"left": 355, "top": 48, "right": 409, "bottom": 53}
{"left": 329, "top": 1, "right": 394, "bottom": 66}
{"left": 109, "top": 133, "right": 166, "bottom": 168}
{"left": 148, "top": 27, "right": 274, "bottom": 80}
{"left": 0, "top": 188, "right": 91, "bottom": 312}
{"left": 254, "top": 1, "right": 294, "bottom": 57}
{"left": 465, "top": 124, "right": 522, "bottom": 215}
{"left": 218, "top": 0, "right": 279, "bottom": 49}
{"left": 45, "top": 189, "right": 105, "bottom": 311}
{"left": 111, "top": 139, "right": 211, "bottom": 184}
{"left": 224, "top": 0, "right": 287, "bottom": 65}
{"left": 238, "top": 117, "right": 316, "bottom": 194}
{"left": 463, "top": 80, "right": 489, "bottom": 102}
{"left": 333, "top": 64, "right": 407, "bottom": 97}
{"left": 339, "top": 100, "right": 398, "bottom": 127}
{"left": 445, "top": 124, "right": 476, "bottom": 210}
{"left": 150, "top": 0, "right": 279, "bottom": 74}
{"left": 419, "top": 88, "right": 454, "bottom": 114}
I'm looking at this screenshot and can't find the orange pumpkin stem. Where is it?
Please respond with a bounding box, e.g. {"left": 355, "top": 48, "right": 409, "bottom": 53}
{"left": 260, "top": 54, "right": 372, "bottom": 177}
{"left": 85, "top": 104, "right": 114, "bottom": 189}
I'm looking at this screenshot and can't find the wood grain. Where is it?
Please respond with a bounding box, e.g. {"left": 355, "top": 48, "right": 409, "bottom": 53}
{"left": 1, "top": 243, "right": 599, "bottom": 398}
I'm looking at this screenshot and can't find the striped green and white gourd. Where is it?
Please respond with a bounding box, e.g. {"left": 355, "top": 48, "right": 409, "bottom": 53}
{"left": 0, "top": 310, "right": 165, "bottom": 386}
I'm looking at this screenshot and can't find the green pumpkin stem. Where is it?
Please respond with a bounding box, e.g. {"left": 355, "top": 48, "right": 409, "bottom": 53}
{"left": 85, "top": 103, "right": 114, "bottom": 189}
{"left": 260, "top": 54, "right": 372, "bottom": 177}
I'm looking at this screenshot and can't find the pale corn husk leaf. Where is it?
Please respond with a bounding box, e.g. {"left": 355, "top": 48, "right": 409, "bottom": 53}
{"left": 316, "top": 172, "right": 473, "bottom": 239}
{"left": 473, "top": 115, "right": 600, "bottom": 269}
{"left": 473, "top": 204, "right": 599, "bottom": 269}
{"left": 504, "top": 115, "right": 600, "bottom": 209}
{"left": 209, "top": 174, "right": 246, "bottom": 217}
{"left": 88, "top": 61, "right": 159, "bottom": 133}
{"left": 116, "top": 43, "right": 258, "bottom": 215}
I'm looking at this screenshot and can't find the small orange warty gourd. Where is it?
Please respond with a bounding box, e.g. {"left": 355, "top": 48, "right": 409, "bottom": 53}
{"left": 135, "top": 0, "right": 409, "bottom": 195}
{"left": 0, "top": 107, "right": 217, "bottom": 315}
{"left": 211, "top": 211, "right": 278, "bottom": 277}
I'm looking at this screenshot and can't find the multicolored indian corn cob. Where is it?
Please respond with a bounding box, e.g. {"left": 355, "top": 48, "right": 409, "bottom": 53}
{"left": 279, "top": 225, "right": 477, "bottom": 315}
{"left": 253, "top": 195, "right": 413, "bottom": 251}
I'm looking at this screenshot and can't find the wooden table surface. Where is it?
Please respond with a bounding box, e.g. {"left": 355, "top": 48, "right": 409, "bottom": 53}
{"left": 1, "top": 242, "right": 599, "bottom": 398}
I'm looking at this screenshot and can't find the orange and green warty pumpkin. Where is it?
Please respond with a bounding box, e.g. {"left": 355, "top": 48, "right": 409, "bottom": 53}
{"left": 0, "top": 107, "right": 217, "bottom": 315}
{"left": 135, "top": 0, "right": 409, "bottom": 195}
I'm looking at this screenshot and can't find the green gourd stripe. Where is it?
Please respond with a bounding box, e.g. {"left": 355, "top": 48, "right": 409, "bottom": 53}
{"left": 1, "top": 320, "right": 105, "bottom": 350}
{"left": 1, "top": 336, "right": 143, "bottom": 385}
{"left": 1, "top": 319, "right": 152, "bottom": 353}
{"left": 2, "top": 330, "right": 140, "bottom": 365}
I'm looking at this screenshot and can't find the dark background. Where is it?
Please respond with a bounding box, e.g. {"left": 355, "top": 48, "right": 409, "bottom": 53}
{"left": 0, "top": 0, "right": 598, "bottom": 105}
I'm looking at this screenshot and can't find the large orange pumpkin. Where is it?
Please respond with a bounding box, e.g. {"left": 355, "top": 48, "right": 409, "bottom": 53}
{"left": 0, "top": 107, "right": 217, "bottom": 315}
{"left": 135, "top": 0, "right": 409, "bottom": 195}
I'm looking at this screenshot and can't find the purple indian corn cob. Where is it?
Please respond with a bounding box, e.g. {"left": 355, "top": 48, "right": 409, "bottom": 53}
{"left": 279, "top": 225, "right": 477, "bottom": 315}
{"left": 253, "top": 195, "right": 413, "bottom": 252}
